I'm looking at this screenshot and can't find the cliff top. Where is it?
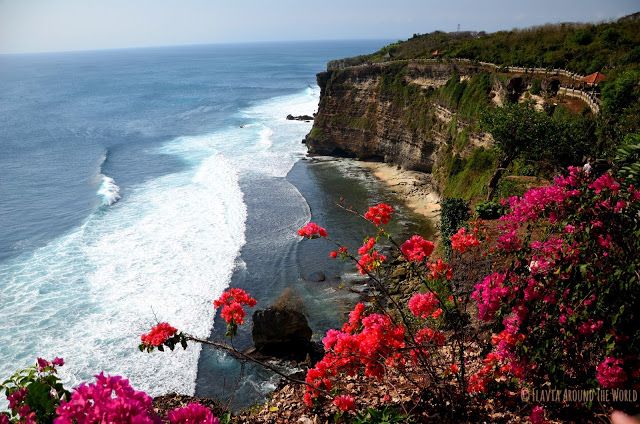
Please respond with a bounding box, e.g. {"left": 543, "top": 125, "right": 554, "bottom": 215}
{"left": 328, "top": 12, "right": 640, "bottom": 75}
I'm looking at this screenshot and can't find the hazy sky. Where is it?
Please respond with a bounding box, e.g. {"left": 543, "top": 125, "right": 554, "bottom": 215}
{"left": 0, "top": 0, "right": 637, "bottom": 54}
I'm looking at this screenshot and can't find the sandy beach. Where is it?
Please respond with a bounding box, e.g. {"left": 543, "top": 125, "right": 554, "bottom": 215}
{"left": 359, "top": 161, "right": 441, "bottom": 223}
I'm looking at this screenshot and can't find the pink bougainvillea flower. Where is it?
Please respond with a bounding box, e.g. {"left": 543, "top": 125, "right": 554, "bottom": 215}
{"left": 596, "top": 357, "right": 627, "bottom": 388}
{"left": 167, "top": 402, "right": 219, "bottom": 424}
{"left": 55, "top": 373, "right": 157, "bottom": 424}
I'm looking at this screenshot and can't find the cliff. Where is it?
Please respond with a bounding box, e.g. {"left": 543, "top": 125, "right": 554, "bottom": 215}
{"left": 305, "top": 59, "right": 502, "bottom": 199}
{"left": 305, "top": 14, "right": 639, "bottom": 203}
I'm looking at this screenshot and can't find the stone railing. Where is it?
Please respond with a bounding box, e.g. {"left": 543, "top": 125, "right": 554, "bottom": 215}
{"left": 558, "top": 87, "right": 601, "bottom": 114}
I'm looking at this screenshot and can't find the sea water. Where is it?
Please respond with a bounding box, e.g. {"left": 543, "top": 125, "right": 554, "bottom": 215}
{"left": 0, "top": 41, "right": 394, "bottom": 397}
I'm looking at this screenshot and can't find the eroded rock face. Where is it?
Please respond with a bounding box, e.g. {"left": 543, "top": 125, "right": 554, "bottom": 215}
{"left": 252, "top": 308, "right": 313, "bottom": 360}
{"left": 305, "top": 61, "right": 477, "bottom": 172}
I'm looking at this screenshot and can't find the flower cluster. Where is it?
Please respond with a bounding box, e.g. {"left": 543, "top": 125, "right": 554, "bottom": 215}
{"left": 469, "top": 167, "right": 640, "bottom": 400}
{"left": 470, "top": 273, "right": 511, "bottom": 322}
{"left": 37, "top": 357, "right": 64, "bottom": 371}
{"left": 140, "top": 322, "right": 177, "bottom": 347}
{"left": 329, "top": 246, "right": 348, "bottom": 259}
{"left": 356, "top": 237, "right": 386, "bottom": 275}
{"left": 363, "top": 203, "right": 394, "bottom": 227}
{"left": 596, "top": 357, "right": 627, "bottom": 388}
{"left": 167, "top": 403, "right": 219, "bottom": 424}
{"left": 1, "top": 357, "right": 68, "bottom": 424}
{"left": 53, "top": 373, "right": 218, "bottom": 424}
{"left": 400, "top": 235, "right": 434, "bottom": 262}
{"left": 304, "top": 305, "right": 405, "bottom": 409}
{"left": 450, "top": 227, "right": 480, "bottom": 253}
{"left": 213, "top": 288, "right": 257, "bottom": 330}
{"left": 297, "top": 222, "right": 328, "bottom": 239}
{"left": 333, "top": 395, "right": 356, "bottom": 412}
{"left": 428, "top": 259, "right": 453, "bottom": 280}
{"left": 407, "top": 292, "right": 440, "bottom": 319}
{"left": 54, "top": 373, "right": 157, "bottom": 424}
{"left": 6, "top": 387, "right": 35, "bottom": 424}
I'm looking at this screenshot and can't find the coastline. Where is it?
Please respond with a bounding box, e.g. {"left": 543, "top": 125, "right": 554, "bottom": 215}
{"left": 358, "top": 161, "right": 440, "bottom": 224}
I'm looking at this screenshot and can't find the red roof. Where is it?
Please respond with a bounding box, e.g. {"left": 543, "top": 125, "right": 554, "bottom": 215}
{"left": 583, "top": 72, "right": 606, "bottom": 85}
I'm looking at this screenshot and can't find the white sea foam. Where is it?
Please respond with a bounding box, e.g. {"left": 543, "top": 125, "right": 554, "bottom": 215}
{"left": 0, "top": 86, "right": 319, "bottom": 396}
{"left": 97, "top": 175, "right": 121, "bottom": 206}
{"left": 257, "top": 126, "right": 273, "bottom": 149}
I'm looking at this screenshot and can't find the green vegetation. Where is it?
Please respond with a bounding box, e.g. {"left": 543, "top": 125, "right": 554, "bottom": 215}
{"left": 364, "top": 15, "right": 640, "bottom": 74}
{"left": 437, "top": 72, "right": 493, "bottom": 120}
{"left": 443, "top": 147, "right": 498, "bottom": 200}
{"left": 481, "top": 101, "right": 596, "bottom": 164}
{"left": 475, "top": 200, "right": 507, "bottom": 219}
{"left": 439, "top": 198, "right": 470, "bottom": 257}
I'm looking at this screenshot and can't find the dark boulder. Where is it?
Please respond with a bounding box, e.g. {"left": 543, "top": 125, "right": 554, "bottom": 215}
{"left": 286, "top": 114, "right": 314, "bottom": 121}
{"left": 252, "top": 308, "right": 313, "bottom": 360}
{"left": 306, "top": 271, "right": 326, "bottom": 282}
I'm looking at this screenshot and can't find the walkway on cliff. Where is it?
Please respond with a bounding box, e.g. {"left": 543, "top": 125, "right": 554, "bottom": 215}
{"left": 329, "top": 57, "right": 602, "bottom": 114}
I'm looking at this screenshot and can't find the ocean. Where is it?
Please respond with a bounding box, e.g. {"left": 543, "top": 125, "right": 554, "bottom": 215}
{"left": 0, "top": 41, "right": 431, "bottom": 407}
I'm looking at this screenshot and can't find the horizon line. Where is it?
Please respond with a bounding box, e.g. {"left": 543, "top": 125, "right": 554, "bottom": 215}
{"left": 0, "top": 38, "right": 398, "bottom": 57}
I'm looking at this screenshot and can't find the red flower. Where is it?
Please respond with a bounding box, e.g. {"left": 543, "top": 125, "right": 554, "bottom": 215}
{"left": 450, "top": 227, "right": 480, "bottom": 253}
{"left": 297, "top": 222, "right": 328, "bottom": 239}
{"left": 364, "top": 203, "right": 394, "bottom": 226}
{"left": 400, "top": 235, "right": 434, "bottom": 262}
{"left": 356, "top": 251, "right": 386, "bottom": 275}
{"left": 330, "top": 246, "right": 348, "bottom": 259}
{"left": 408, "top": 292, "right": 439, "bottom": 319}
{"left": 428, "top": 259, "right": 452, "bottom": 280}
{"left": 213, "top": 288, "right": 257, "bottom": 326}
{"left": 415, "top": 327, "right": 446, "bottom": 346}
{"left": 36, "top": 358, "right": 50, "bottom": 370}
{"left": 140, "top": 322, "right": 177, "bottom": 347}
{"left": 7, "top": 388, "right": 27, "bottom": 410}
{"left": 333, "top": 394, "right": 356, "bottom": 412}
{"left": 358, "top": 237, "right": 376, "bottom": 255}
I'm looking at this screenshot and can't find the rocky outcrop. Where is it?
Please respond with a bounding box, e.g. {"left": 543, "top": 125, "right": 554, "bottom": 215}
{"left": 251, "top": 308, "right": 314, "bottom": 360}
{"left": 286, "top": 114, "right": 314, "bottom": 122}
{"left": 305, "top": 60, "right": 496, "bottom": 173}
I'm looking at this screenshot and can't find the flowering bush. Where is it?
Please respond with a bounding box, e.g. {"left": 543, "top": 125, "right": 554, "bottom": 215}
{"left": 295, "top": 164, "right": 639, "bottom": 421}
{"left": 400, "top": 235, "right": 434, "bottom": 262}
{"left": 468, "top": 166, "right": 640, "bottom": 403}
{"left": 0, "top": 357, "right": 69, "bottom": 423}
{"left": 55, "top": 373, "right": 158, "bottom": 424}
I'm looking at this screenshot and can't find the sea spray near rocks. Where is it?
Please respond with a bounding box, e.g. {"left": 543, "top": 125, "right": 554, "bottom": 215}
{"left": 97, "top": 175, "right": 121, "bottom": 206}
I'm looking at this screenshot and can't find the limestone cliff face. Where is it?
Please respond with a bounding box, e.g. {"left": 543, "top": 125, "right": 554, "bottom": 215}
{"left": 305, "top": 60, "right": 491, "bottom": 173}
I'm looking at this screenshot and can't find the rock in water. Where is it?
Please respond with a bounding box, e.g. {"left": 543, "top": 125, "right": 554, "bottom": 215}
{"left": 252, "top": 308, "right": 313, "bottom": 360}
{"left": 286, "top": 114, "right": 314, "bottom": 121}
{"left": 306, "top": 271, "right": 326, "bottom": 282}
